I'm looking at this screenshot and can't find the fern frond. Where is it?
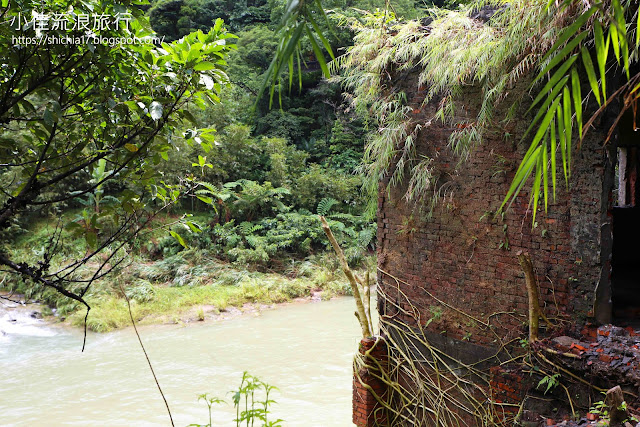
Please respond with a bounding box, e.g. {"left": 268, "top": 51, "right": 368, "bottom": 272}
{"left": 317, "top": 197, "right": 339, "bottom": 216}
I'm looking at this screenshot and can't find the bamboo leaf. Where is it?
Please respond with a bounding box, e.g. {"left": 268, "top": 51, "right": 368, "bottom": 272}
{"left": 524, "top": 76, "right": 569, "bottom": 140}
{"left": 307, "top": 13, "right": 335, "bottom": 61}
{"left": 562, "top": 90, "right": 572, "bottom": 179}
{"left": 637, "top": 5, "right": 640, "bottom": 47}
{"left": 504, "top": 97, "right": 562, "bottom": 212}
{"left": 529, "top": 54, "right": 577, "bottom": 111}
{"left": 501, "top": 146, "right": 542, "bottom": 211}
{"left": 594, "top": 21, "right": 608, "bottom": 100}
{"left": 612, "top": 0, "right": 630, "bottom": 78}
{"left": 296, "top": 48, "right": 302, "bottom": 91}
{"left": 610, "top": 24, "right": 620, "bottom": 64}
{"left": 543, "top": 135, "right": 549, "bottom": 211}
{"left": 550, "top": 117, "right": 557, "bottom": 200}
{"left": 571, "top": 68, "right": 583, "bottom": 139}
{"left": 288, "top": 53, "right": 294, "bottom": 91}
{"left": 534, "top": 32, "right": 589, "bottom": 86}
{"left": 539, "top": 6, "right": 597, "bottom": 67}
{"left": 531, "top": 96, "right": 563, "bottom": 150}
{"left": 532, "top": 152, "right": 543, "bottom": 224}
{"left": 273, "top": 24, "right": 305, "bottom": 84}
{"left": 557, "top": 104, "right": 569, "bottom": 185}
{"left": 305, "top": 26, "right": 330, "bottom": 78}
{"left": 580, "top": 47, "right": 601, "bottom": 106}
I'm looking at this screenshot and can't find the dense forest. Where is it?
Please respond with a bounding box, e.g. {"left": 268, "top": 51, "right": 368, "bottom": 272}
{"left": 0, "top": 0, "right": 470, "bottom": 331}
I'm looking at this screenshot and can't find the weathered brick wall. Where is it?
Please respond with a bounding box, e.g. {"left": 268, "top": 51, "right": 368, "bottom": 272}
{"left": 353, "top": 337, "right": 388, "bottom": 427}
{"left": 377, "top": 71, "right": 613, "bottom": 349}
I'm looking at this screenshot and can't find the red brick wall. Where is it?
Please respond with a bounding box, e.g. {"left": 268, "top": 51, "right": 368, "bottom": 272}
{"left": 353, "top": 337, "right": 388, "bottom": 427}
{"left": 377, "top": 74, "right": 612, "bottom": 348}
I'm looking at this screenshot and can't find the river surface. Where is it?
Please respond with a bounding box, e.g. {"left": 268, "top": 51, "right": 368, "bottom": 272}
{"left": 0, "top": 297, "right": 368, "bottom": 426}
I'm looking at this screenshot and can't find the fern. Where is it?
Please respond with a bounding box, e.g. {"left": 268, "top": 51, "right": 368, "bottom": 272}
{"left": 238, "top": 221, "right": 262, "bottom": 236}
{"left": 317, "top": 197, "right": 339, "bottom": 216}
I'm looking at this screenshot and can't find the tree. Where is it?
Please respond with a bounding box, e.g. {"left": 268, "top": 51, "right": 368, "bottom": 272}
{"left": 0, "top": 0, "right": 235, "bottom": 340}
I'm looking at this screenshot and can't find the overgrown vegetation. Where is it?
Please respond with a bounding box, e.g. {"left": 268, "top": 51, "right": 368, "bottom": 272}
{"left": 0, "top": 0, "right": 395, "bottom": 326}
{"left": 3, "top": 211, "right": 372, "bottom": 331}
{"left": 189, "top": 372, "right": 283, "bottom": 427}
{"left": 335, "top": 0, "right": 640, "bottom": 220}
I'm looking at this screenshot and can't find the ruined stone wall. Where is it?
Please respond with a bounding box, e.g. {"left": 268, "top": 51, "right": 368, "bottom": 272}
{"left": 377, "top": 70, "right": 613, "bottom": 350}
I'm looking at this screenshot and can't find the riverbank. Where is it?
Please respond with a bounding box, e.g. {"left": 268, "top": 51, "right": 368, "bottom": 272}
{"left": 1, "top": 214, "right": 373, "bottom": 332}
{"left": 2, "top": 286, "right": 342, "bottom": 334}
{"left": 66, "top": 282, "right": 345, "bottom": 332}
{"left": 2, "top": 254, "right": 366, "bottom": 332}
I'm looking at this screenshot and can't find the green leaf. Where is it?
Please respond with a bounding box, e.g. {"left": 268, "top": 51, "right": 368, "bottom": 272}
{"left": 196, "top": 195, "right": 213, "bottom": 204}
{"left": 502, "top": 146, "right": 541, "bottom": 212}
{"left": 610, "top": 22, "right": 620, "bottom": 64}
{"left": 86, "top": 231, "right": 98, "bottom": 249}
{"left": 305, "top": 26, "right": 330, "bottom": 78}
{"left": 307, "top": 13, "right": 335, "bottom": 61}
{"left": 531, "top": 150, "right": 543, "bottom": 224}
{"left": 571, "top": 68, "right": 582, "bottom": 139}
{"left": 580, "top": 47, "right": 601, "bottom": 106}
{"left": 594, "top": 21, "right": 608, "bottom": 100}
{"left": 524, "top": 76, "right": 569, "bottom": 139}
{"left": 637, "top": 5, "right": 640, "bottom": 47}
{"left": 538, "top": 6, "right": 597, "bottom": 70}
{"left": 43, "top": 108, "right": 54, "bottom": 126}
{"left": 534, "top": 32, "right": 588, "bottom": 86}
{"left": 531, "top": 96, "right": 563, "bottom": 151}
{"left": 562, "top": 88, "right": 572, "bottom": 177}
{"left": 125, "top": 143, "right": 138, "bottom": 152}
{"left": 194, "top": 62, "right": 217, "bottom": 71}
{"left": 543, "top": 136, "right": 548, "bottom": 212}
{"left": 186, "top": 221, "right": 202, "bottom": 233}
{"left": 612, "top": 0, "right": 629, "bottom": 77}
{"left": 550, "top": 117, "right": 557, "bottom": 200}
{"left": 529, "top": 54, "right": 577, "bottom": 111}
{"left": 557, "top": 104, "right": 569, "bottom": 184}
{"left": 170, "top": 231, "right": 188, "bottom": 248}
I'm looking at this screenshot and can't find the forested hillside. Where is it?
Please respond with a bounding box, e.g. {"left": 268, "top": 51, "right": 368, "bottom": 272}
{"left": 0, "top": 0, "right": 462, "bottom": 331}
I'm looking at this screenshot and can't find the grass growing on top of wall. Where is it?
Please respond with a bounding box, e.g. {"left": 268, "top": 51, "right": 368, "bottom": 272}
{"left": 334, "top": 1, "right": 576, "bottom": 214}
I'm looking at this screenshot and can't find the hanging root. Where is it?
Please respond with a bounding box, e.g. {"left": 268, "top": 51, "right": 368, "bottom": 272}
{"left": 358, "top": 269, "right": 602, "bottom": 426}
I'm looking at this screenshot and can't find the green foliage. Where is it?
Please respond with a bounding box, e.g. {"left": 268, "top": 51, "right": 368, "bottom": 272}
{"left": 536, "top": 373, "right": 560, "bottom": 394}
{"left": 335, "top": 2, "right": 567, "bottom": 215}
{"left": 293, "top": 164, "right": 363, "bottom": 211}
{"left": 0, "top": 0, "right": 237, "bottom": 310}
{"left": 220, "top": 180, "right": 290, "bottom": 222}
{"left": 504, "top": 0, "right": 640, "bottom": 222}
{"left": 187, "top": 393, "right": 226, "bottom": 427}
{"left": 149, "top": 0, "right": 271, "bottom": 41}
{"left": 257, "top": 0, "right": 336, "bottom": 107}
{"left": 317, "top": 197, "right": 339, "bottom": 216}
{"left": 231, "top": 372, "right": 283, "bottom": 427}
{"left": 209, "top": 209, "right": 374, "bottom": 266}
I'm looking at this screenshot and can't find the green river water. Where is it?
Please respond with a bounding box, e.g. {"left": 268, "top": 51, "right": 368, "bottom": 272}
{"left": 0, "top": 297, "right": 366, "bottom": 426}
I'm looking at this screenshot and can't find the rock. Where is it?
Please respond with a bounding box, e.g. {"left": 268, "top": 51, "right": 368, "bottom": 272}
{"left": 605, "top": 385, "right": 628, "bottom": 425}
{"left": 29, "top": 311, "right": 42, "bottom": 319}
